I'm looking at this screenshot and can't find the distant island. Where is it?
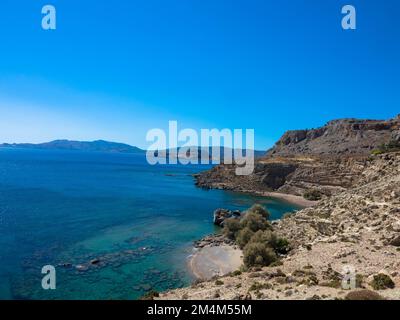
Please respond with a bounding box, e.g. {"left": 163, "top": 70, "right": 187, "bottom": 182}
{"left": 0, "top": 139, "right": 265, "bottom": 159}
{"left": 0, "top": 139, "right": 145, "bottom": 154}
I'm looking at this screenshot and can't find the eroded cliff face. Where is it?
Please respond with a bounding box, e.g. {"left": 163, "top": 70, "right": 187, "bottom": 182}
{"left": 195, "top": 116, "right": 400, "bottom": 197}
{"left": 195, "top": 155, "right": 368, "bottom": 196}
{"left": 267, "top": 116, "right": 400, "bottom": 157}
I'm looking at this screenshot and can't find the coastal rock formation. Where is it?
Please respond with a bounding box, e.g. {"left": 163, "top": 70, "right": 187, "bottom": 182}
{"left": 196, "top": 155, "right": 369, "bottom": 197}
{"left": 193, "top": 234, "right": 235, "bottom": 248}
{"left": 213, "top": 209, "right": 241, "bottom": 227}
{"left": 195, "top": 115, "right": 400, "bottom": 197}
{"left": 267, "top": 116, "right": 400, "bottom": 157}
{"left": 159, "top": 152, "right": 400, "bottom": 300}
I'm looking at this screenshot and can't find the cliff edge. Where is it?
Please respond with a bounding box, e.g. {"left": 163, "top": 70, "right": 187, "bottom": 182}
{"left": 195, "top": 115, "right": 400, "bottom": 198}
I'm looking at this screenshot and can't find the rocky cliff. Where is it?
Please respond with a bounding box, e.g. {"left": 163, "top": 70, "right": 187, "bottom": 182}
{"left": 267, "top": 116, "right": 400, "bottom": 157}
{"left": 195, "top": 115, "right": 400, "bottom": 197}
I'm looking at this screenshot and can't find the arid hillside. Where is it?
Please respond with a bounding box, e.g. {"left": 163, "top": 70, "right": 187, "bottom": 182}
{"left": 160, "top": 152, "right": 400, "bottom": 300}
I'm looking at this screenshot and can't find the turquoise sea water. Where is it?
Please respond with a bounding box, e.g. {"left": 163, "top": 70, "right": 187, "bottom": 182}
{"left": 0, "top": 148, "right": 300, "bottom": 300}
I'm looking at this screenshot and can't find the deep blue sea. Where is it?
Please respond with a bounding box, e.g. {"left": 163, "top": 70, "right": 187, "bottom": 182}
{"left": 0, "top": 148, "right": 300, "bottom": 300}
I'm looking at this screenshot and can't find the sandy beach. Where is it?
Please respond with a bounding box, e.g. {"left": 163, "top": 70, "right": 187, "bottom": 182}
{"left": 263, "top": 191, "right": 317, "bottom": 207}
{"left": 187, "top": 192, "right": 312, "bottom": 280}
{"left": 187, "top": 190, "right": 315, "bottom": 281}
{"left": 189, "top": 245, "right": 243, "bottom": 280}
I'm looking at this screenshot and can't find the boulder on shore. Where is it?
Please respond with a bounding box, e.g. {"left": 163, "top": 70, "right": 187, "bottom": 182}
{"left": 213, "top": 208, "right": 241, "bottom": 227}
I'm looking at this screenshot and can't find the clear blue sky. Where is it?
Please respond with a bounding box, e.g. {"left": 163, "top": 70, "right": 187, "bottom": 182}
{"left": 0, "top": 0, "right": 399, "bottom": 150}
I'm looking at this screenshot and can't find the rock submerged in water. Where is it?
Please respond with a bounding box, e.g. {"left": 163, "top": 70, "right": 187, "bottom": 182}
{"left": 213, "top": 208, "right": 241, "bottom": 227}
{"left": 90, "top": 258, "right": 101, "bottom": 265}
{"left": 57, "top": 262, "right": 72, "bottom": 268}
{"left": 75, "top": 264, "right": 88, "bottom": 272}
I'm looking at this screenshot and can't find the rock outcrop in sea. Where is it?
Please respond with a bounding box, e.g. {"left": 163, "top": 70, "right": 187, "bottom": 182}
{"left": 213, "top": 208, "right": 241, "bottom": 227}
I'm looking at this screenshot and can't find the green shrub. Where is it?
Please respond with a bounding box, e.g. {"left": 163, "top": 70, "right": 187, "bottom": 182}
{"left": 274, "top": 237, "right": 290, "bottom": 254}
{"left": 249, "top": 282, "right": 272, "bottom": 291}
{"left": 345, "top": 290, "right": 385, "bottom": 300}
{"left": 243, "top": 242, "right": 277, "bottom": 267}
{"left": 246, "top": 204, "right": 270, "bottom": 219}
{"left": 236, "top": 227, "right": 255, "bottom": 249}
{"left": 303, "top": 189, "right": 322, "bottom": 201}
{"left": 370, "top": 274, "right": 395, "bottom": 290}
{"left": 248, "top": 230, "right": 276, "bottom": 245}
{"left": 371, "top": 149, "right": 384, "bottom": 156}
{"left": 247, "top": 230, "right": 290, "bottom": 254}
{"left": 222, "top": 204, "right": 290, "bottom": 265}
{"left": 215, "top": 279, "right": 224, "bottom": 286}
{"left": 371, "top": 140, "right": 400, "bottom": 155}
{"left": 223, "top": 218, "right": 241, "bottom": 240}
{"left": 240, "top": 212, "right": 270, "bottom": 233}
{"left": 356, "top": 274, "right": 364, "bottom": 288}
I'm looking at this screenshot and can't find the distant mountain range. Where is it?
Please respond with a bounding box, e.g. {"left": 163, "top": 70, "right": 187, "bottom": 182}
{"left": 0, "top": 140, "right": 144, "bottom": 153}
{"left": 0, "top": 139, "right": 265, "bottom": 158}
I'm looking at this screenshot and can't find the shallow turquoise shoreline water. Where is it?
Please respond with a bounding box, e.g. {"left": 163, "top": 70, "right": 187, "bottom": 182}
{"left": 0, "top": 148, "right": 300, "bottom": 299}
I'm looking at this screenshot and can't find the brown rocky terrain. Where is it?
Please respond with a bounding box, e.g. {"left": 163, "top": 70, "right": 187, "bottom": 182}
{"left": 159, "top": 152, "right": 400, "bottom": 300}
{"left": 268, "top": 116, "right": 399, "bottom": 157}
{"left": 195, "top": 115, "right": 400, "bottom": 197}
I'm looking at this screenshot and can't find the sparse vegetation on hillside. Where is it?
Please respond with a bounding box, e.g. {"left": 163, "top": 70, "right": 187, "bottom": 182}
{"left": 303, "top": 189, "right": 322, "bottom": 201}
{"left": 371, "top": 139, "right": 400, "bottom": 155}
{"left": 370, "top": 274, "right": 395, "bottom": 290}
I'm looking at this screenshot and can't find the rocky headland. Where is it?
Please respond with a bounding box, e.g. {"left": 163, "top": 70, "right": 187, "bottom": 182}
{"left": 195, "top": 115, "right": 400, "bottom": 198}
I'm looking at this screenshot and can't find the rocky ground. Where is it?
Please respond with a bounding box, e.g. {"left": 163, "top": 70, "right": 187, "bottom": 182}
{"left": 159, "top": 152, "right": 400, "bottom": 300}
